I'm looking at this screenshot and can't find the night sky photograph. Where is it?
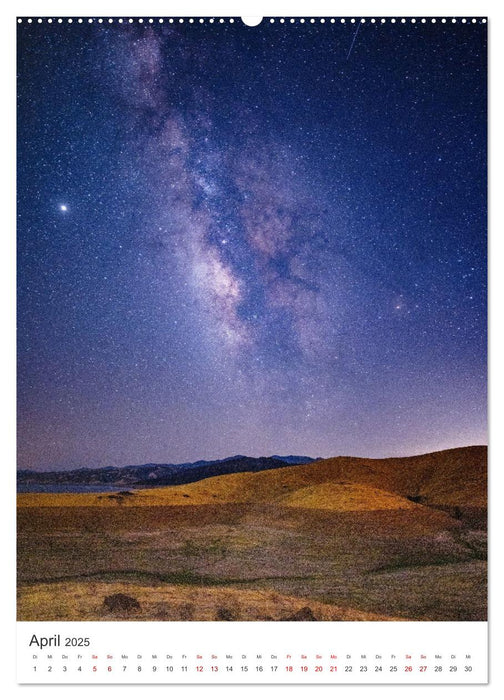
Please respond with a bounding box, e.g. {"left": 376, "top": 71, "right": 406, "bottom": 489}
{"left": 16, "top": 16, "right": 489, "bottom": 630}
{"left": 17, "top": 17, "right": 487, "bottom": 471}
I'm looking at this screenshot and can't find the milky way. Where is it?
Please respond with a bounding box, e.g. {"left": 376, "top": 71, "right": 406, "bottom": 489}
{"left": 17, "top": 18, "right": 487, "bottom": 469}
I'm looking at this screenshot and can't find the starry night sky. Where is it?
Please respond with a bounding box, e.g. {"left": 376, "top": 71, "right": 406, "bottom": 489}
{"left": 17, "top": 18, "right": 487, "bottom": 470}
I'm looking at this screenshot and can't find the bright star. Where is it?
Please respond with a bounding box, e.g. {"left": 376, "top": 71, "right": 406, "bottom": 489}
{"left": 59, "top": 204, "right": 68, "bottom": 212}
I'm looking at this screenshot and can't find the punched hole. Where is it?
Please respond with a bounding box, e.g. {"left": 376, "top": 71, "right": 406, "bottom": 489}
{"left": 241, "top": 17, "right": 263, "bottom": 27}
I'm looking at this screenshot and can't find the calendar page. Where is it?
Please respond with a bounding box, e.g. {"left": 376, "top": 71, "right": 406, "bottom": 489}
{"left": 16, "top": 8, "right": 488, "bottom": 686}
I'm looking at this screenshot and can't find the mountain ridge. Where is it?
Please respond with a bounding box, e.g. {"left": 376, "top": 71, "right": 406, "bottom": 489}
{"left": 17, "top": 454, "right": 317, "bottom": 488}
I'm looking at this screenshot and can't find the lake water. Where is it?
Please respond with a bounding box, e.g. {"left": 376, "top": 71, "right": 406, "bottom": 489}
{"left": 17, "top": 484, "right": 144, "bottom": 494}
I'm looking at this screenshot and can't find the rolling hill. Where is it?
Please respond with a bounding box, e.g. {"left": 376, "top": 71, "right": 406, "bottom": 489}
{"left": 19, "top": 445, "right": 486, "bottom": 516}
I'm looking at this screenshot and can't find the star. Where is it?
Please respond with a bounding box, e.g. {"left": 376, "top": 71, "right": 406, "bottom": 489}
{"left": 59, "top": 204, "right": 68, "bottom": 212}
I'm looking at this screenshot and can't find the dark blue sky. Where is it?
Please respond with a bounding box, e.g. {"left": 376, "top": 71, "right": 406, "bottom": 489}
{"left": 17, "top": 18, "right": 487, "bottom": 470}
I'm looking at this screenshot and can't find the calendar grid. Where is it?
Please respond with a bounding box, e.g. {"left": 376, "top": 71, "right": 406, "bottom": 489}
{"left": 17, "top": 621, "right": 488, "bottom": 684}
